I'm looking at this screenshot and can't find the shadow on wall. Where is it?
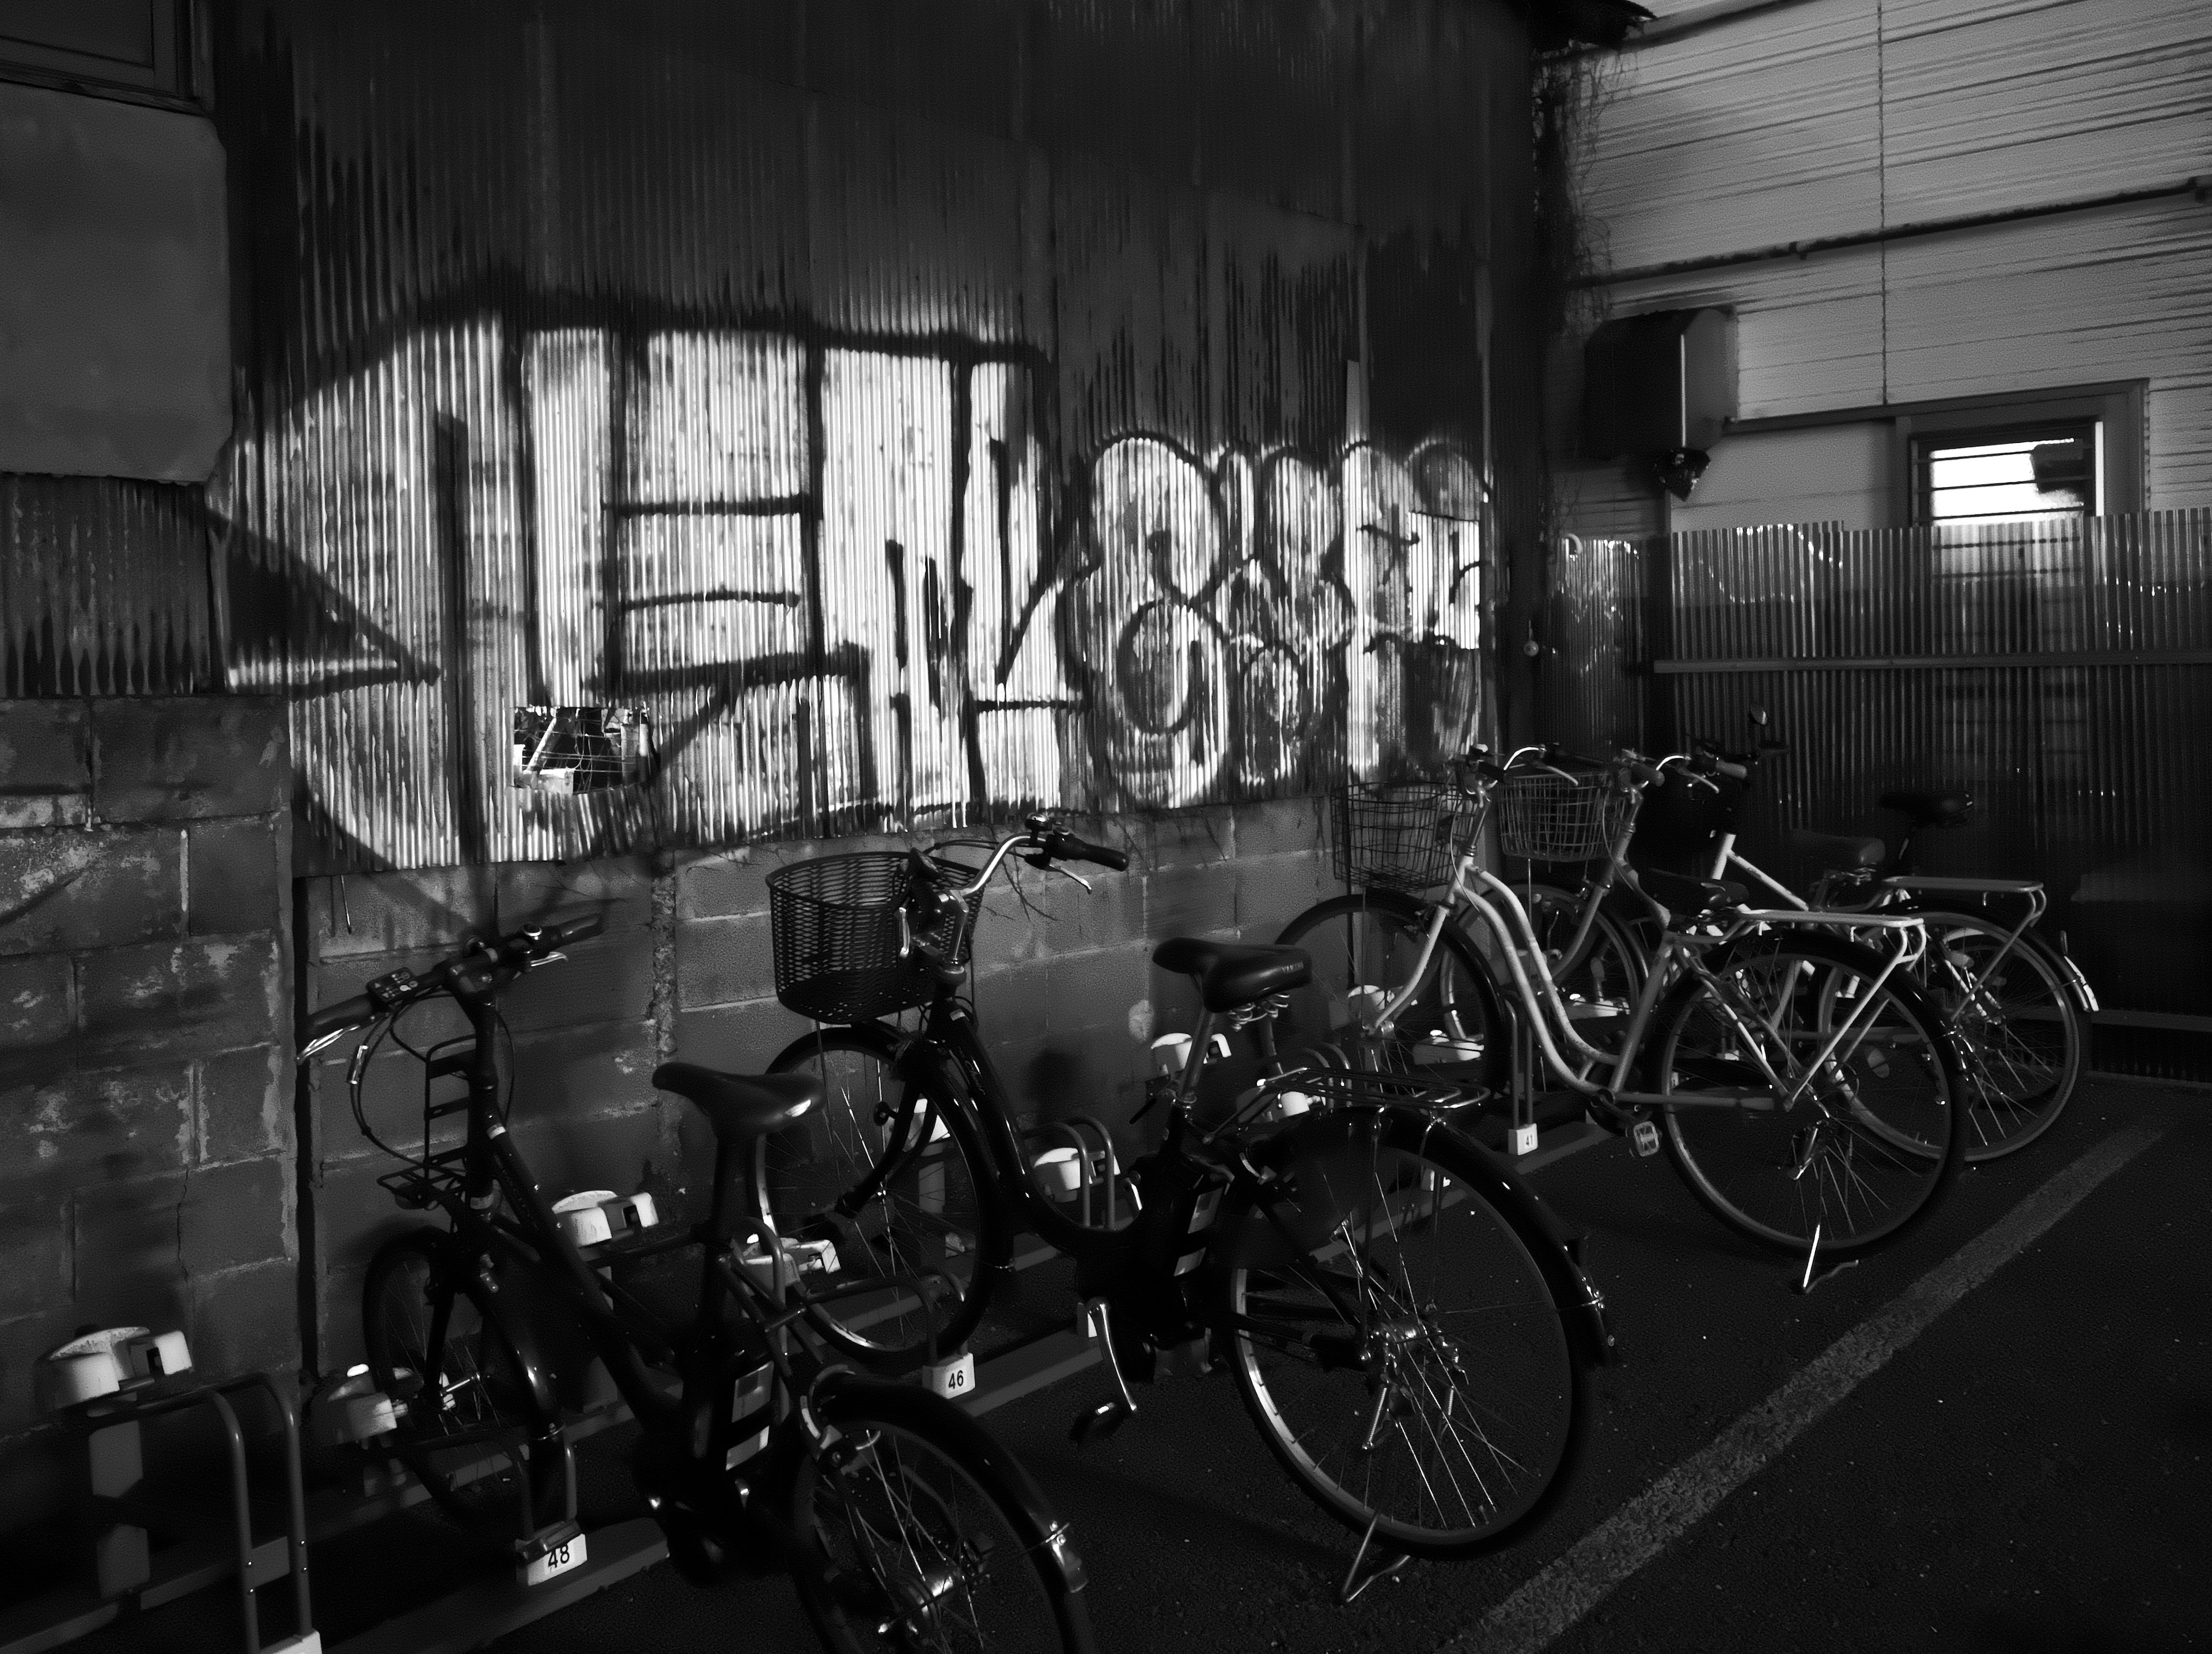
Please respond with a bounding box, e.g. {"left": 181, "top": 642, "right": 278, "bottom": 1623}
{"left": 215, "top": 318, "right": 1489, "bottom": 872}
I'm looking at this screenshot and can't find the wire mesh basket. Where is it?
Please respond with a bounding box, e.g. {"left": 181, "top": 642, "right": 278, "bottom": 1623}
{"left": 1494, "top": 771, "right": 1637, "bottom": 863}
{"left": 1331, "top": 781, "right": 1479, "bottom": 891}
{"left": 768, "top": 851, "right": 982, "bottom": 1023}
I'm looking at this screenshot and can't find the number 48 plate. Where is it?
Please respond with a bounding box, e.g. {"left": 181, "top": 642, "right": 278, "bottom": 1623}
{"left": 520, "top": 1532, "right": 588, "bottom": 1586}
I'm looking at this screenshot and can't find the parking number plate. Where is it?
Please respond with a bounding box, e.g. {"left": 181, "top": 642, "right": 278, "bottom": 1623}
{"left": 522, "top": 1533, "right": 587, "bottom": 1586}
{"left": 925, "top": 1352, "right": 976, "bottom": 1400}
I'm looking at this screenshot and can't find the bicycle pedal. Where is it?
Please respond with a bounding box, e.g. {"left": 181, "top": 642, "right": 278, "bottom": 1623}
{"left": 1630, "top": 1121, "right": 1661, "bottom": 1157}
{"left": 1067, "top": 1399, "right": 1131, "bottom": 1446}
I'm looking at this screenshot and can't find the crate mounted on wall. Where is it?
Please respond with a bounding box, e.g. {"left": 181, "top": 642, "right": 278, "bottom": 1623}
{"left": 510, "top": 706, "right": 657, "bottom": 795}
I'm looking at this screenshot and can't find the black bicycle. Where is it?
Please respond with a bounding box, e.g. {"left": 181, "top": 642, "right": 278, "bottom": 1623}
{"left": 302, "top": 917, "right": 1094, "bottom": 1653}
{"left": 752, "top": 816, "right": 1613, "bottom": 1588}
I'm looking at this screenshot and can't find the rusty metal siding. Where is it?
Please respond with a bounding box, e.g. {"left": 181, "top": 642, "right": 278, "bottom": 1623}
{"left": 212, "top": 0, "right": 1519, "bottom": 872}
{"left": 1541, "top": 533, "right": 1647, "bottom": 758}
{"left": 3, "top": 476, "right": 212, "bottom": 697}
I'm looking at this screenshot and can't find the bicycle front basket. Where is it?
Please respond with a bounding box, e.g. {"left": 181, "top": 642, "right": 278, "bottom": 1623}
{"left": 1330, "top": 781, "right": 1468, "bottom": 892}
{"left": 767, "top": 851, "right": 979, "bottom": 1023}
{"left": 1494, "top": 773, "right": 1635, "bottom": 864}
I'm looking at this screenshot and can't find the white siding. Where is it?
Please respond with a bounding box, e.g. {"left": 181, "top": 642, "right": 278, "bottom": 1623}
{"left": 1569, "top": 0, "right": 2212, "bottom": 528}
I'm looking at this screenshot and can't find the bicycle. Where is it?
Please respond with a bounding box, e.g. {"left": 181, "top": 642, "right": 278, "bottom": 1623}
{"left": 752, "top": 817, "right": 1613, "bottom": 1590}
{"left": 1540, "top": 712, "right": 2094, "bottom": 1162}
{"left": 301, "top": 917, "right": 1094, "bottom": 1653}
{"left": 1273, "top": 754, "right": 1974, "bottom": 1280}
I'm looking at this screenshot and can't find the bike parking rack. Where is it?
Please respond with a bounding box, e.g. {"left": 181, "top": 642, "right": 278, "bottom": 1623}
{"left": 0, "top": 1370, "right": 316, "bottom": 1654}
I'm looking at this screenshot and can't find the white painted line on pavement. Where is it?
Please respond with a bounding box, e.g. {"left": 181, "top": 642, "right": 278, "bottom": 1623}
{"left": 1442, "top": 1121, "right": 2168, "bottom": 1654}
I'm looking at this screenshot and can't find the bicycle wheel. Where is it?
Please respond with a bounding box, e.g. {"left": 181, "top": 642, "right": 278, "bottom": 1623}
{"left": 1520, "top": 879, "right": 1646, "bottom": 1068}
{"left": 1647, "top": 933, "right": 1966, "bottom": 1258}
{"left": 362, "top": 1228, "right": 555, "bottom": 1526}
{"left": 792, "top": 1376, "right": 1094, "bottom": 1654}
{"left": 1213, "top": 1108, "right": 1586, "bottom": 1557}
{"left": 764, "top": 1024, "right": 1007, "bottom": 1372}
{"left": 1909, "top": 912, "right": 2084, "bottom": 1163}
{"left": 1274, "top": 890, "right": 1511, "bottom": 1095}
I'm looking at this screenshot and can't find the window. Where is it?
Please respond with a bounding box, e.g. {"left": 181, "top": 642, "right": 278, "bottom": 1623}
{"left": 1915, "top": 420, "right": 2100, "bottom": 527}
{"left": 0, "top": 0, "right": 203, "bottom": 108}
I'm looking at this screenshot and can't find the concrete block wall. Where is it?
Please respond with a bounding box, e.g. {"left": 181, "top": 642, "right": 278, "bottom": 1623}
{"left": 0, "top": 698, "right": 294, "bottom": 1444}
{"left": 301, "top": 797, "right": 1336, "bottom": 1375}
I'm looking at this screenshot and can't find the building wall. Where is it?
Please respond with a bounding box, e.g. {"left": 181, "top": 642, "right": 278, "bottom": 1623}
{"left": 1555, "top": 0, "right": 2212, "bottom": 538}
{"left": 0, "top": 697, "right": 294, "bottom": 1445}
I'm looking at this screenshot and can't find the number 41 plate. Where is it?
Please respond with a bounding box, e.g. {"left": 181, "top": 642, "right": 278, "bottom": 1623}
{"left": 520, "top": 1532, "right": 588, "bottom": 1587}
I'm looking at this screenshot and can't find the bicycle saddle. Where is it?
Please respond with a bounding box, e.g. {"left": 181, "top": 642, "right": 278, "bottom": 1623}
{"left": 1639, "top": 869, "right": 1747, "bottom": 920}
{"left": 1878, "top": 788, "right": 1972, "bottom": 829}
{"left": 651, "top": 1064, "right": 820, "bottom": 1144}
{"left": 1152, "top": 938, "right": 1312, "bottom": 1011}
{"left": 1790, "top": 828, "right": 1885, "bottom": 869}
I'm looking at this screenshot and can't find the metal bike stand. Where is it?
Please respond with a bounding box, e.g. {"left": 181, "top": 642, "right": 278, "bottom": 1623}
{"left": 0, "top": 1371, "right": 317, "bottom": 1654}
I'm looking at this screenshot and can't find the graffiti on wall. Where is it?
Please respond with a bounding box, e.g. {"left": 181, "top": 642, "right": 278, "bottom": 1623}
{"left": 217, "top": 321, "right": 1486, "bottom": 869}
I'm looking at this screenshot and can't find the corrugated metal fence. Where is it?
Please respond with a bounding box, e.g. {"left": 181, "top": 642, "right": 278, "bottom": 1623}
{"left": 1544, "top": 509, "right": 2212, "bottom": 1029}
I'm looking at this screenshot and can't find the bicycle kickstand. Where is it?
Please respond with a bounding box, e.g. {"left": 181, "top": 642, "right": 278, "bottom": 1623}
{"left": 1338, "top": 1513, "right": 1412, "bottom": 1604}
{"left": 1068, "top": 1299, "right": 1138, "bottom": 1445}
{"left": 1793, "top": 1222, "right": 1859, "bottom": 1296}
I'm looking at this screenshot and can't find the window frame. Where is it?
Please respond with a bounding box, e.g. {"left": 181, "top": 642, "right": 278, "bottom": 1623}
{"left": 1911, "top": 417, "right": 2102, "bottom": 528}
{"left": 0, "top": 0, "right": 208, "bottom": 112}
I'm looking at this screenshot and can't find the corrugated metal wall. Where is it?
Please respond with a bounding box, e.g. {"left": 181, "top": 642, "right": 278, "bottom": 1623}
{"left": 206, "top": 0, "right": 1524, "bottom": 872}
{"left": 1649, "top": 509, "right": 2212, "bottom": 1019}
{"left": 1556, "top": 0, "right": 2212, "bottom": 535}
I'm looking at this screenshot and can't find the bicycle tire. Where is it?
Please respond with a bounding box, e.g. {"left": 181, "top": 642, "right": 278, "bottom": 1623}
{"left": 1274, "top": 890, "right": 1512, "bottom": 1096}
{"left": 1645, "top": 932, "right": 1968, "bottom": 1258}
{"left": 764, "top": 1024, "right": 1008, "bottom": 1372}
{"left": 1211, "top": 1108, "right": 1588, "bottom": 1558}
{"left": 361, "top": 1228, "right": 556, "bottom": 1527}
{"left": 791, "top": 1374, "right": 1094, "bottom": 1654}
{"left": 1900, "top": 911, "right": 2084, "bottom": 1164}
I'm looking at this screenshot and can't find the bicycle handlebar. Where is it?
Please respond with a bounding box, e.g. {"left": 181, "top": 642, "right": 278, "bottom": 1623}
{"left": 300, "top": 914, "right": 604, "bottom": 1053}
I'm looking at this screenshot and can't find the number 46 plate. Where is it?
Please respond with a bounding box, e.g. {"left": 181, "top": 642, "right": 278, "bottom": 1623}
{"left": 519, "top": 1530, "right": 588, "bottom": 1586}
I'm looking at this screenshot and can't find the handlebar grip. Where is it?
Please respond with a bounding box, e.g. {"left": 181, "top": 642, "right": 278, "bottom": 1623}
{"left": 1714, "top": 759, "right": 1748, "bottom": 781}
{"left": 304, "top": 994, "right": 376, "bottom": 1042}
{"left": 551, "top": 914, "right": 603, "bottom": 947}
{"left": 1626, "top": 759, "right": 1664, "bottom": 786}
{"left": 1059, "top": 835, "right": 1129, "bottom": 872}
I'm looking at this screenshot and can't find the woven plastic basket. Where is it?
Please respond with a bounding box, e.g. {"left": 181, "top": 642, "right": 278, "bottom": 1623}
{"left": 1494, "top": 771, "right": 1636, "bottom": 863}
{"left": 1330, "top": 781, "right": 1479, "bottom": 891}
{"left": 767, "top": 851, "right": 980, "bottom": 1023}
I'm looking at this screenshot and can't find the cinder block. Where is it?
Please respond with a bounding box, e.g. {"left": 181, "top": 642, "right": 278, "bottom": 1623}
{"left": 1141, "top": 808, "right": 1236, "bottom": 869}
{"left": 673, "top": 997, "right": 812, "bottom": 1074}
{"left": 1234, "top": 850, "right": 1331, "bottom": 943}
{"left": 14, "top": 1063, "right": 194, "bottom": 1186}
{"left": 0, "top": 1306, "right": 97, "bottom": 1433}
{"left": 982, "top": 860, "right": 1144, "bottom": 960}
{"left": 676, "top": 913, "right": 777, "bottom": 1010}
{"left": 503, "top": 1020, "right": 664, "bottom": 1122}
{"left": 71, "top": 1171, "right": 191, "bottom": 1328}
{"left": 184, "top": 818, "right": 280, "bottom": 936}
{"left": 314, "top": 1160, "right": 422, "bottom": 1278}
{"left": 306, "top": 866, "right": 494, "bottom": 960}
{"left": 185, "top": 1258, "right": 298, "bottom": 1377}
{"left": 0, "top": 828, "right": 180, "bottom": 957}
{"left": 0, "top": 701, "right": 91, "bottom": 828}
{"left": 1043, "top": 944, "right": 1150, "bottom": 1036}
{"left": 91, "top": 698, "right": 287, "bottom": 823}
{"left": 197, "top": 1045, "right": 287, "bottom": 1164}
{"left": 677, "top": 850, "right": 774, "bottom": 921}
{"left": 76, "top": 937, "right": 282, "bottom": 1066}
{"left": 0, "top": 954, "right": 72, "bottom": 1054}
{"left": 495, "top": 856, "right": 657, "bottom": 936}
{"left": 0, "top": 1199, "right": 70, "bottom": 1319}
{"left": 179, "top": 1156, "right": 291, "bottom": 1274}
{"left": 504, "top": 1107, "right": 675, "bottom": 1214}
{"left": 1233, "top": 796, "right": 1327, "bottom": 861}
{"left": 1144, "top": 861, "right": 1238, "bottom": 940}
{"left": 500, "top": 927, "right": 656, "bottom": 1033}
